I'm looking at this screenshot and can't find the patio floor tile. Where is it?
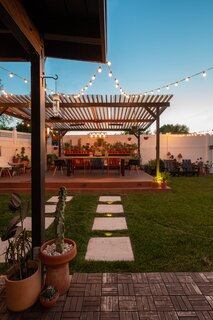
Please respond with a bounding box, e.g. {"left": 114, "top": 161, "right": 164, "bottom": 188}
{"left": 92, "top": 217, "right": 127, "bottom": 230}
{"left": 85, "top": 237, "right": 134, "bottom": 261}
{"left": 96, "top": 204, "right": 124, "bottom": 214}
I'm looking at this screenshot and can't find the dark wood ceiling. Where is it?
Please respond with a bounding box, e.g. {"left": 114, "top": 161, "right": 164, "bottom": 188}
{"left": 0, "top": 0, "right": 107, "bottom": 63}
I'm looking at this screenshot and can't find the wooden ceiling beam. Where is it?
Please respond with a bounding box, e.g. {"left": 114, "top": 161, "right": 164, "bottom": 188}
{"left": 0, "top": 0, "right": 44, "bottom": 56}
{"left": 44, "top": 33, "right": 101, "bottom": 45}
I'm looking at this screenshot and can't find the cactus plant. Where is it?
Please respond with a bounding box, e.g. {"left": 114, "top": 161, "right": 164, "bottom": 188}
{"left": 54, "top": 186, "right": 67, "bottom": 253}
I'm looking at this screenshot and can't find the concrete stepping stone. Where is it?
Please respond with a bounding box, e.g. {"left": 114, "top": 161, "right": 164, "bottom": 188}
{"left": 92, "top": 217, "right": 127, "bottom": 230}
{"left": 17, "top": 217, "right": 54, "bottom": 231}
{"left": 47, "top": 196, "right": 73, "bottom": 203}
{"left": 45, "top": 204, "right": 56, "bottom": 214}
{"left": 96, "top": 204, "right": 124, "bottom": 214}
{"left": 99, "top": 196, "right": 121, "bottom": 203}
{"left": 85, "top": 237, "right": 134, "bottom": 261}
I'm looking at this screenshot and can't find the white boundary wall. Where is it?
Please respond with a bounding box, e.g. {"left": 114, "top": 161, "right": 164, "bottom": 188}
{"left": 1, "top": 129, "right": 213, "bottom": 165}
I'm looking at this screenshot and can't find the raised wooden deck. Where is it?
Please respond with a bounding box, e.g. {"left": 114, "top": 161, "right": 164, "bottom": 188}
{"left": 0, "top": 170, "right": 170, "bottom": 193}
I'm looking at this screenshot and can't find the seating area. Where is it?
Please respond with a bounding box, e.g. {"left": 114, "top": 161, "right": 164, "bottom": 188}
{"left": 0, "top": 156, "right": 12, "bottom": 177}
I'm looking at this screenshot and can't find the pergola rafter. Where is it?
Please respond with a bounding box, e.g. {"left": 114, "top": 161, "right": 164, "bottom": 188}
{"left": 0, "top": 93, "right": 173, "bottom": 132}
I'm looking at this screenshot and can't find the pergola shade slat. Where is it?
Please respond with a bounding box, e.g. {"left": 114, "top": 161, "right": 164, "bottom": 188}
{"left": 0, "top": 94, "right": 172, "bottom": 131}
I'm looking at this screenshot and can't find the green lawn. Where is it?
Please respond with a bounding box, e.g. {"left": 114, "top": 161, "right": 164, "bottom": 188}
{"left": 1, "top": 175, "right": 213, "bottom": 273}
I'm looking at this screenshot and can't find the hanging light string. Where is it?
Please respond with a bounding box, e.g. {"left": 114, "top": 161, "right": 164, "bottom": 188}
{"left": 1, "top": 63, "right": 213, "bottom": 98}
{"left": 0, "top": 65, "right": 54, "bottom": 95}
{"left": 142, "top": 66, "right": 213, "bottom": 96}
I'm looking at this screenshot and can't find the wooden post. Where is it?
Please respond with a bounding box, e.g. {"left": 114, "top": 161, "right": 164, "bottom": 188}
{"left": 156, "top": 107, "right": 160, "bottom": 177}
{"left": 31, "top": 52, "right": 45, "bottom": 250}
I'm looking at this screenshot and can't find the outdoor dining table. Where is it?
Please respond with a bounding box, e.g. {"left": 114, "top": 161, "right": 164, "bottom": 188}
{"left": 59, "top": 155, "right": 132, "bottom": 177}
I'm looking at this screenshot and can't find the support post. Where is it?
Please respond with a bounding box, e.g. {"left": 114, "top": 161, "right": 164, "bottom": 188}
{"left": 156, "top": 107, "right": 160, "bottom": 177}
{"left": 31, "top": 52, "right": 45, "bottom": 251}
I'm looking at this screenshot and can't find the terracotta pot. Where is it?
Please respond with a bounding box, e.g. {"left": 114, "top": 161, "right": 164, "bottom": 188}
{"left": 40, "top": 238, "right": 77, "bottom": 295}
{"left": 5, "top": 260, "right": 41, "bottom": 312}
{"left": 40, "top": 289, "right": 59, "bottom": 308}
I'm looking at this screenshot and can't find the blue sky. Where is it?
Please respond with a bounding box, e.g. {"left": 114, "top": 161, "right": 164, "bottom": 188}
{"left": 0, "top": 0, "right": 213, "bottom": 133}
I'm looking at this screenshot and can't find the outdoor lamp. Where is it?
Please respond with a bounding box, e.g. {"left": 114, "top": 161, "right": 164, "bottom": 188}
{"left": 52, "top": 93, "right": 60, "bottom": 117}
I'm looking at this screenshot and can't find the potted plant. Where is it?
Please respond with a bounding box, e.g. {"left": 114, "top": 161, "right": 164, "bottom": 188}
{"left": 40, "top": 285, "right": 59, "bottom": 308}
{"left": 40, "top": 186, "right": 77, "bottom": 295}
{"left": 1, "top": 192, "right": 41, "bottom": 312}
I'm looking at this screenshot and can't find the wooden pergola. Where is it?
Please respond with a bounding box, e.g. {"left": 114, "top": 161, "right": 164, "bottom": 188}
{"left": 0, "top": 0, "right": 107, "bottom": 250}
{"left": 0, "top": 93, "right": 173, "bottom": 132}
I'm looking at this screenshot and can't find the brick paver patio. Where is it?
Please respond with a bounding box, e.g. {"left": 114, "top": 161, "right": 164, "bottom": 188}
{"left": 1, "top": 272, "right": 213, "bottom": 319}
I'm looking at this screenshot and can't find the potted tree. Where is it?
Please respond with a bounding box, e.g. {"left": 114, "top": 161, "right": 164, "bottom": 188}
{"left": 1, "top": 192, "right": 41, "bottom": 312}
{"left": 40, "top": 186, "right": 77, "bottom": 295}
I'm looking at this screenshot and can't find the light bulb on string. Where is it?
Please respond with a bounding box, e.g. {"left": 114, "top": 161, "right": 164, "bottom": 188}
{"left": 115, "top": 78, "right": 119, "bottom": 83}
{"left": 24, "top": 79, "right": 28, "bottom": 83}
{"left": 175, "top": 82, "right": 179, "bottom": 87}
{"left": 202, "top": 71, "right": 207, "bottom": 77}
{"left": 98, "top": 66, "right": 102, "bottom": 73}
{"left": 115, "top": 83, "right": 119, "bottom": 88}
{"left": 108, "top": 71, "right": 113, "bottom": 78}
{"left": 166, "top": 85, "right": 169, "bottom": 90}
{"left": 89, "top": 80, "right": 92, "bottom": 86}
{"left": 92, "top": 75, "right": 96, "bottom": 80}
{"left": 107, "top": 61, "right": 111, "bottom": 66}
{"left": 185, "top": 76, "right": 190, "bottom": 82}
{"left": 9, "top": 72, "right": 14, "bottom": 78}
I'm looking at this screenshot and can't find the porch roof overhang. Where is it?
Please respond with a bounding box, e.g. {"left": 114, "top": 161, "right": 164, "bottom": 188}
{"left": 0, "top": 93, "right": 173, "bottom": 132}
{"left": 0, "top": 0, "right": 107, "bottom": 63}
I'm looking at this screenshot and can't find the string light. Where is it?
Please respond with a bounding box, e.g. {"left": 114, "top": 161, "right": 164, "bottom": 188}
{"left": 1, "top": 63, "right": 213, "bottom": 99}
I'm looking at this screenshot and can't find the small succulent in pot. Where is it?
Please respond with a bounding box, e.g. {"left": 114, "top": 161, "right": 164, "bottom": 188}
{"left": 40, "top": 285, "right": 59, "bottom": 308}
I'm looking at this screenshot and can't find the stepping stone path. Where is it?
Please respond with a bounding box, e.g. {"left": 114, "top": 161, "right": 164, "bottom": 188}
{"left": 86, "top": 196, "right": 134, "bottom": 261}
{"left": 96, "top": 204, "right": 124, "bottom": 214}
{"left": 45, "top": 204, "right": 57, "bottom": 214}
{"left": 17, "top": 217, "right": 54, "bottom": 231}
{"left": 85, "top": 237, "right": 134, "bottom": 261}
{"left": 92, "top": 217, "right": 127, "bottom": 230}
{"left": 99, "top": 196, "right": 121, "bottom": 202}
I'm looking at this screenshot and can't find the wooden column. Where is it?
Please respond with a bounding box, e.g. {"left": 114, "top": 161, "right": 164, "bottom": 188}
{"left": 31, "top": 53, "right": 45, "bottom": 250}
{"left": 156, "top": 107, "right": 160, "bottom": 177}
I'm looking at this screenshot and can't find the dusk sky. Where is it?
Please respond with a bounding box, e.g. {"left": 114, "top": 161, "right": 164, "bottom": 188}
{"left": 0, "top": 0, "right": 213, "bottom": 133}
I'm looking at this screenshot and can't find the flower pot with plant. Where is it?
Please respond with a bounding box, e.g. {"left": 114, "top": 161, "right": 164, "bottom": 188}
{"left": 1, "top": 192, "right": 41, "bottom": 312}
{"left": 40, "top": 285, "right": 59, "bottom": 308}
{"left": 40, "top": 186, "right": 77, "bottom": 295}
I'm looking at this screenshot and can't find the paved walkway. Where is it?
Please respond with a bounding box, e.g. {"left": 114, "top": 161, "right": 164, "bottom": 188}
{"left": 1, "top": 272, "right": 213, "bottom": 319}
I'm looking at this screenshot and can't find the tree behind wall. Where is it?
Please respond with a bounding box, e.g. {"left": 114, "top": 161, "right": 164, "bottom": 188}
{"left": 159, "top": 124, "right": 189, "bottom": 134}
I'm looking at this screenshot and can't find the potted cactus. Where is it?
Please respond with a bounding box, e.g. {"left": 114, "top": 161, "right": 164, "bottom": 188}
{"left": 39, "top": 186, "right": 77, "bottom": 295}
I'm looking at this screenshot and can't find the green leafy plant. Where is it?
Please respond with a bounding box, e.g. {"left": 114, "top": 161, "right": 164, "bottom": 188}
{"left": 1, "top": 192, "right": 31, "bottom": 280}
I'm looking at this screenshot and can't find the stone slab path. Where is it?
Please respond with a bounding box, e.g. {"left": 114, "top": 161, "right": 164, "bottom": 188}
{"left": 1, "top": 272, "right": 213, "bottom": 319}
{"left": 85, "top": 237, "right": 134, "bottom": 261}
{"left": 96, "top": 204, "right": 124, "bottom": 214}
{"left": 92, "top": 217, "right": 128, "bottom": 230}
